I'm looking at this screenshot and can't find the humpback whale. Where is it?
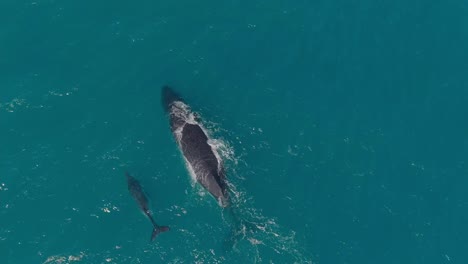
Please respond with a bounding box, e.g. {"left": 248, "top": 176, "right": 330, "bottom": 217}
{"left": 162, "top": 86, "right": 229, "bottom": 207}
{"left": 126, "top": 172, "right": 169, "bottom": 241}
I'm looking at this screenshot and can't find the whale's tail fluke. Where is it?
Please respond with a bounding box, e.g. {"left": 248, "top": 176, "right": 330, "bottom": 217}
{"left": 151, "top": 225, "right": 170, "bottom": 241}
{"left": 223, "top": 206, "right": 259, "bottom": 248}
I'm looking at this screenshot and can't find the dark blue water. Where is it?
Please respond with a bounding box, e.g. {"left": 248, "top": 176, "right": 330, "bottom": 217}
{"left": 1, "top": 1, "right": 468, "bottom": 263}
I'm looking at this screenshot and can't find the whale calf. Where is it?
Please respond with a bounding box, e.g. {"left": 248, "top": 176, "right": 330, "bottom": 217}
{"left": 162, "top": 86, "right": 229, "bottom": 207}
{"left": 126, "top": 172, "right": 169, "bottom": 241}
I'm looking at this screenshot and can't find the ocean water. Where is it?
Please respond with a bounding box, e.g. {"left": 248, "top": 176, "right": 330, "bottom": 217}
{"left": 1, "top": 0, "right": 468, "bottom": 263}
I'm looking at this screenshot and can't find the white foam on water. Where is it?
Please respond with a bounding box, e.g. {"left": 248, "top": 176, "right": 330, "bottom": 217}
{"left": 42, "top": 252, "right": 86, "bottom": 264}
{"left": 182, "top": 155, "right": 198, "bottom": 184}
{"left": 225, "top": 175, "right": 313, "bottom": 263}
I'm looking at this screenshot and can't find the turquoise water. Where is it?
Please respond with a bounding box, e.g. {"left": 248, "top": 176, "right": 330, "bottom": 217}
{"left": 1, "top": 0, "right": 468, "bottom": 263}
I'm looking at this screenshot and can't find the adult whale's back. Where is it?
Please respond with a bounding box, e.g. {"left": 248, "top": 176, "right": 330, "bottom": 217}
{"left": 181, "top": 123, "right": 227, "bottom": 201}
{"left": 162, "top": 86, "right": 229, "bottom": 207}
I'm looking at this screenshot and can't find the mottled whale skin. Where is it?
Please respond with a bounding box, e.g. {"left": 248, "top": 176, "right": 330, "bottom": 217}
{"left": 126, "top": 172, "right": 169, "bottom": 241}
{"left": 162, "top": 86, "right": 229, "bottom": 207}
